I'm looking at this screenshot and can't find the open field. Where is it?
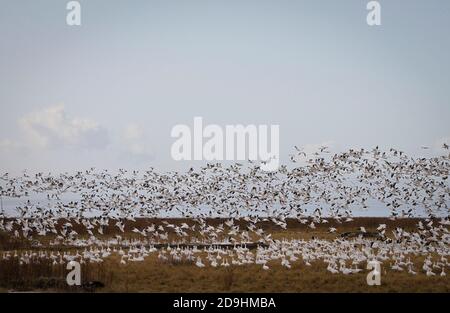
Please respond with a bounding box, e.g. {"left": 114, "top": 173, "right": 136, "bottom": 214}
{"left": 1, "top": 217, "right": 449, "bottom": 293}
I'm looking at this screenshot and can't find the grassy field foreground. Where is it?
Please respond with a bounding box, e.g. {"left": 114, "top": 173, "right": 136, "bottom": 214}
{"left": 97, "top": 255, "right": 450, "bottom": 293}
{"left": 0, "top": 217, "right": 449, "bottom": 292}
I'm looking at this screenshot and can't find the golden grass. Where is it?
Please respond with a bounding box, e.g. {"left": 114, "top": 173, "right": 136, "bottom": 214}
{"left": 96, "top": 254, "right": 449, "bottom": 293}
{"left": 0, "top": 217, "right": 449, "bottom": 293}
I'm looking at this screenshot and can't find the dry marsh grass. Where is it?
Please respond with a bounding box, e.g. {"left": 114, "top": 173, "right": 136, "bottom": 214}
{"left": 0, "top": 217, "right": 449, "bottom": 293}
{"left": 0, "top": 257, "right": 113, "bottom": 292}
{"left": 95, "top": 255, "right": 449, "bottom": 293}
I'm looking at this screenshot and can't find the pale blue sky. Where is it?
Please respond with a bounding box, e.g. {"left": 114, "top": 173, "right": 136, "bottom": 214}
{"left": 0, "top": 0, "right": 449, "bottom": 173}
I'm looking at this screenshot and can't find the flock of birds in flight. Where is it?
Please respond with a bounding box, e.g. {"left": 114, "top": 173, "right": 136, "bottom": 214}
{"left": 0, "top": 145, "right": 449, "bottom": 277}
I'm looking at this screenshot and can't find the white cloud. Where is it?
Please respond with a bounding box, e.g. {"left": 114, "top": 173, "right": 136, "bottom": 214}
{"left": 18, "top": 104, "right": 109, "bottom": 149}
{"left": 121, "top": 123, "right": 154, "bottom": 160}
{"left": 0, "top": 139, "right": 24, "bottom": 152}
{"left": 124, "top": 124, "right": 144, "bottom": 141}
